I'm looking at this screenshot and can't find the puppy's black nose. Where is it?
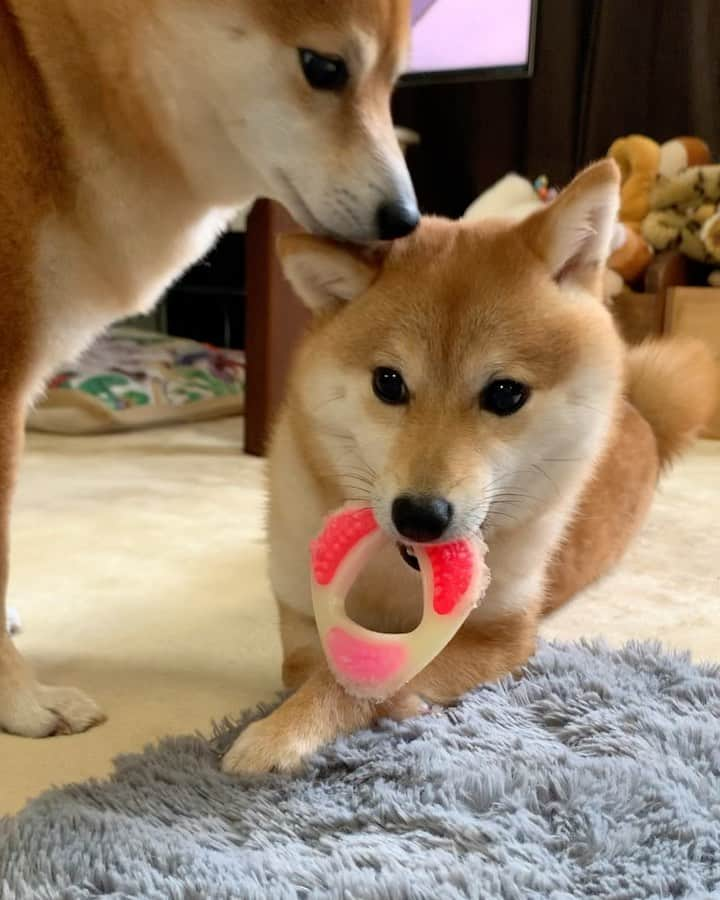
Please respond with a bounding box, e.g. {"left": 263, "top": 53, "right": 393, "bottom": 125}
{"left": 392, "top": 494, "right": 453, "bottom": 543}
{"left": 376, "top": 201, "right": 420, "bottom": 240}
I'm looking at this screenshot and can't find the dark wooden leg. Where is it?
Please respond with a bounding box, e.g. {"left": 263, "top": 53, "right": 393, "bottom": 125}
{"left": 244, "top": 200, "right": 310, "bottom": 456}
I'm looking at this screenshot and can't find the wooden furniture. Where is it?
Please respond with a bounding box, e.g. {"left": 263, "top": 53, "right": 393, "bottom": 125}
{"left": 664, "top": 287, "right": 720, "bottom": 439}
{"left": 611, "top": 251, "right": 688, "bottom": 345}
{"left": 244, "top": 200, "right": 310, "bottom": 456}
{"left": 243, "top": 127, "right": 420, "bottom": 455}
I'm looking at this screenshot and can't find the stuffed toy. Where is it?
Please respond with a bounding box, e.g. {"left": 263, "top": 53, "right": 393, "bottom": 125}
{"left": 463, "top": 172, "right": 545, "bottom": 223}
{"left": 607, "top": 222, "right": 654, "bottom": 284}
{"left": 658, "top": 136, "right": 712, "bottom": 178}
{"left": 608, "top": 135, "right": 711, "bottom": 227}
{"left": 605, "top": 136, "right": 658, "bottom": 281}
{"left": 608, "top": 134, "right": 661, "bottom": 231}
{"left": 642, "top": 165, "right": 720, "bottom": 267}
{"left": 607, "top": 134, "right": 712, "bottom": 281}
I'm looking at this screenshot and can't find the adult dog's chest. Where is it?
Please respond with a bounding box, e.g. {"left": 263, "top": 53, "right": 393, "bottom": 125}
{"left": 27, "top": 207, "right": 229, "bottom": 397}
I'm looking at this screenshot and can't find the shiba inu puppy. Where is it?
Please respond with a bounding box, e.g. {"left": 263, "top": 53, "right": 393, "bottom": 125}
{"left": 0, "top": 0, "right": 417, "bottom": 737}
{"left": 222, "top": 160, "right": 717, "bottom": 774}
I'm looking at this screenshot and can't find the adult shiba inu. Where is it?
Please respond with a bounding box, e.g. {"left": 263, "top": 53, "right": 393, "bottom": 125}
{"left": 222, "top": 161, "right": 717, "bottom": 774}
{"left": 0, "top": 0, "right": 418, "bottom": 738}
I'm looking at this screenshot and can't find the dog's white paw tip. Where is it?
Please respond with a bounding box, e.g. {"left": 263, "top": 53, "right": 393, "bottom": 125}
{"left": 221, "top": 738, "right": 274, "bottom": 776}
{"left": 221, "top": 721, "right": 308, "bottom": 776}
{"left": 38, "top": 686, "right": 106, "bottom": 734}
{"left": 6, "top": 607, "right": 22, "bottom": 636}
{"left": 1, "top": 685, "right": 107, "bottom": 737}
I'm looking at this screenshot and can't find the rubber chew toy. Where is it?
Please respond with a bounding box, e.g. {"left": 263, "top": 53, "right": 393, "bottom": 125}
{"left": 311, "top": 506, "right": 490, "bottom": 701}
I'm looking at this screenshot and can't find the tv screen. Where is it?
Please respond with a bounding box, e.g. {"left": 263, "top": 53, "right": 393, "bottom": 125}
{"left": 405, "top": 0, "right": 536, "bottom": 84}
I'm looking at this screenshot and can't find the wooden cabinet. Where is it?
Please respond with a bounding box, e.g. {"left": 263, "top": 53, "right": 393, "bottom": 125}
{"left": 664, "top": 287, "right": 720, "bottom": 439}
{"left": 244, "top": 200, "right": 310, "bottom": 456}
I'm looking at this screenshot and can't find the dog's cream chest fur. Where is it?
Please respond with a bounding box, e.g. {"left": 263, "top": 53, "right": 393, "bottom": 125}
{"left": 29, "top": 203, "right": 234, "bottom": 396}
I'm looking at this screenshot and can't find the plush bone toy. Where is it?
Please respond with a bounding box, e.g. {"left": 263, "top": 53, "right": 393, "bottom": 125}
{"left": 311, "top": 506, "right": 491, "bottom": 701}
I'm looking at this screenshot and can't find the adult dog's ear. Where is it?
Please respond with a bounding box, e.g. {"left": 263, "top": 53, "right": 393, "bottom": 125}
{"left": 520, "top": 160, "right": 621, "bottom": 292}
{"left": 277, "top": 234, "right": 384, "bottom": 313}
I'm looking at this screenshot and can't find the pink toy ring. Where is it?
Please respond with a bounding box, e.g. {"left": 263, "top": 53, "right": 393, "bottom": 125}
{"left": 310, "top": 506, "right": 490, "bottom": 701}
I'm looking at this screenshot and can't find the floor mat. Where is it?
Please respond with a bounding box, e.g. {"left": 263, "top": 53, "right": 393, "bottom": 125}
{"left": 3, "top": 641, "right": 719, "bottom": 899}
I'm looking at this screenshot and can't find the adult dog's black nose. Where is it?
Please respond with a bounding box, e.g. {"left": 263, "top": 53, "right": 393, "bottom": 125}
{"left": 376, "top": 201, "right": 420, "bottom": 240}
{"left": 392, "top": 494, "right": 453, "bottom": 543}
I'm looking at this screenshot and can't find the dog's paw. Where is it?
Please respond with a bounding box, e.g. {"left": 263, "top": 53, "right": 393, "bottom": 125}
{"left": 0, "top": 641, "right": 106, "bottom": 737}
{"left": 221, "top": 716, "right": 311, "bottom": 776}
{"left": 36, "top": 684, "right": 106, "bottom": 735}
{"left": 0, "top": 682, "right": 106, "bottom": 738}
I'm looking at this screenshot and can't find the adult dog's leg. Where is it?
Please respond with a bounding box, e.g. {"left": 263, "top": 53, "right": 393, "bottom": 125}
{"left": 0, "top": 396, "right": 105, "bottom": 736}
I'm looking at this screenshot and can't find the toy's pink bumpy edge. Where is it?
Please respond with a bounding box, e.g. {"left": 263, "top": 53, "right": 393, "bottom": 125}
{"left": 427, "top": 540, "right": 475, "bottom": 615}
{"left": 310, "top": 507, "right": 378, "bottom": 587}
{"left": 311, "top": 505, "right": 490, "bottom": 697}
{"left": 326, "top": 627, "right": 408, "bottom": 685}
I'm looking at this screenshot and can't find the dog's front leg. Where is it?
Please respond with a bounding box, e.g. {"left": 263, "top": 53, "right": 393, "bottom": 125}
{"left": 221, "top": 664, "right": 378, "bottom": 775}
{"left": 0, "top": 398, "right": 105, "bottom": 736}
{"left": 222, "top": 607, "right": 538, "bottom": 775}
{"left": 221, "top": 656, "right": 431, "bottom": 775}
{"left": 222, "top": 621, "right": 534, "bottom": 776}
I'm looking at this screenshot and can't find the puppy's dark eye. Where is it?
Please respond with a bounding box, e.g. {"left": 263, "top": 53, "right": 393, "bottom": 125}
{"left": 481, "top": 379, "right": 531, "bottom": 417}
{"left": 299, "top": 49, "right": 349, "bottom": 91}
{"left": 373, "top": 367, "right": 409, "bottom": 406}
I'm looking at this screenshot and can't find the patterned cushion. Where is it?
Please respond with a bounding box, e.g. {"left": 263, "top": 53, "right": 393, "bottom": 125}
{"left": 28, "top": 327, "right": 245, "bottom": 434}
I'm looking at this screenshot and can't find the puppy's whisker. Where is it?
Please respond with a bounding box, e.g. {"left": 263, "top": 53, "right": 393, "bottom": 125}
{"left": 337, "top": 476, "right": 373, "bottom": 487}
{"left": 337, "top": 470, "right": 374, "bottom": 481}
{"left": 531, "top": 464, "right": 559, "bottom": 496}
{"left": 336, "top": 471, "right": 376, "bottom": 488}
{"left": 485, "top": 510, "right": 521, "bottom": 527}
{"left": 445, "top": 473, "right": 469, "bottom": 494}
{"left": 476, "top": 469, "right": 522, "bottom": 493}
{"left": 567, "top": 400, "right": 613, "bottom": 418}
{"left": 337, "top": 480, "right": 374, "bottom": 494}
{"left": 336, "top": 465, "right": 377, "bottom": 483}
{"left": 488, "top": 490, "right": 541, "bottom": 504}
{"left": 308, "top": 391, "right": 346, "bottom": 415}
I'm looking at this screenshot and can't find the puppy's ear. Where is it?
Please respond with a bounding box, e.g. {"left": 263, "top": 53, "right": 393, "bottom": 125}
{"left": 520, "top": 160, "right": 620, "bottom": 291}
{"left": 277, "top": 234, "right": 384, "bottom": 313}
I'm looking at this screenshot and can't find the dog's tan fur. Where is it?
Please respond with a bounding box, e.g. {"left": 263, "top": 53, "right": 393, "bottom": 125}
{"left": 0, "top": 0, "right": 415, "bottom": 737}
{"left": 222, "top": 162, "right": 717, "bottom": 774}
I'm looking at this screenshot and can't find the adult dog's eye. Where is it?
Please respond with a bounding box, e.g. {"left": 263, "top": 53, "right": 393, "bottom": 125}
{"left": 372, "top": 367, "right": 409, "bottom": 406}
{"left": 299, "top": 49, "right": 349, "bottom": 91}
{"left": 481, "top": 379, "right": 531, "bottom": 417}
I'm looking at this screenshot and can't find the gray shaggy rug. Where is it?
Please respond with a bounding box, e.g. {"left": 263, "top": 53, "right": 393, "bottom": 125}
{"left": 2, "top": 641, "right": 720, "bottom": 900}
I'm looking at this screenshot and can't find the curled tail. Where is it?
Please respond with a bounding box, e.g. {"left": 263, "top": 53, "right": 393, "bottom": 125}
{"left": 625, "top": 338, "right": 718, "bottom": 468}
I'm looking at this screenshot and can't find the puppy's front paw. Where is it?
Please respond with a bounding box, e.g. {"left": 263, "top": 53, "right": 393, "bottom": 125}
{"left": 221, "top": 716, "right": 311, "bottom": 776}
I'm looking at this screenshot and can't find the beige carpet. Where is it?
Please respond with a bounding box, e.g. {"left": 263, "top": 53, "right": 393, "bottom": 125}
{"left": 2, "top": 419, "right": 718, "bottom": 815}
